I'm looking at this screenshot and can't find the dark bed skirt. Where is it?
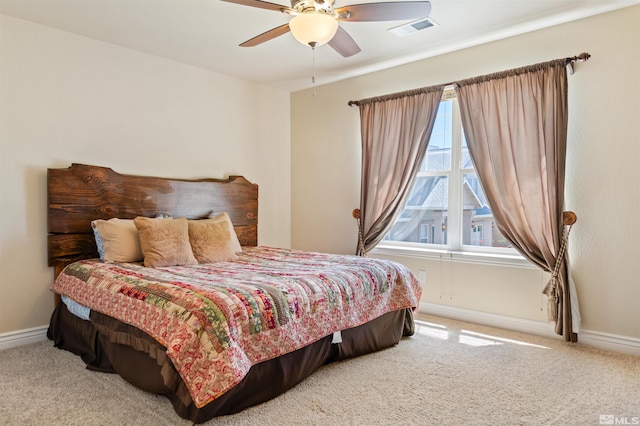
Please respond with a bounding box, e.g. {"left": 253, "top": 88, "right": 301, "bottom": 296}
{"left": 48, "top": 303, "right": 413, "bottom": 423}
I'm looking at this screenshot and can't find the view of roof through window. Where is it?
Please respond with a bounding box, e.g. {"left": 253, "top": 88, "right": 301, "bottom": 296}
{"left": 385, "top": 98, "right": 511, "bottom": 250}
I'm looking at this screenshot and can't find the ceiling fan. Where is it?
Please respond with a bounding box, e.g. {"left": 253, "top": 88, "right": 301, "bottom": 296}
{"left": 221, "top": 0, "right": 432, "bottom": 57}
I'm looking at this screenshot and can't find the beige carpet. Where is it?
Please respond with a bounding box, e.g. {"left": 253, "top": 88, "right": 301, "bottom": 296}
{"left": 1, "top": 315, "right": 638, "bottom": 425}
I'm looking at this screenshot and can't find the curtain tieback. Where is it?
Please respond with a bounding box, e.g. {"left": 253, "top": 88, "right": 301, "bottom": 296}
{"left": 546, "top": 213, "right": 576, "bottom": 322}
{"left": 353, "top": 209, "right": 366, "bottom": 257}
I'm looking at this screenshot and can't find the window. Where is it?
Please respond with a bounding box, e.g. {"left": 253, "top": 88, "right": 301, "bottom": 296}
{"left": 382, "top": 90, "right": 516, "bottom": 256}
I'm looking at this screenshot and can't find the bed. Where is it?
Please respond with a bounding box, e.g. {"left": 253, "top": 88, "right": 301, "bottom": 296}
{"left": 46, "top": 163, "right": 422, "bottom": 423}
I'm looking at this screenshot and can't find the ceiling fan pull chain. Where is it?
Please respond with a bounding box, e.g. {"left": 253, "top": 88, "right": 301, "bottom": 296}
{"left": 311, "top": 43, "right": 317, "bottom": 99}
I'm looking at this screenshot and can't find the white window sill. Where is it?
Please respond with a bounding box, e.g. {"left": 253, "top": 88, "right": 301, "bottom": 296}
{"left": 371, "top": 244, "right": 536, "bottom": 268}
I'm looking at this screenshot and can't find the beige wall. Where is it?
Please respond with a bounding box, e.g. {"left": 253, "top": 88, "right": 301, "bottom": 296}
{"left": 0, "top": 15, "right": 291, "bottom": 333}
{"left": 291, "top": 6, "right": 640, "bottom": 340}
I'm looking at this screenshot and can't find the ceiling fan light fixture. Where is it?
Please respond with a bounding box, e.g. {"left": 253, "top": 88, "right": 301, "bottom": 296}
{"left": 289, "top": 12, "right": 339, "bottom": 47}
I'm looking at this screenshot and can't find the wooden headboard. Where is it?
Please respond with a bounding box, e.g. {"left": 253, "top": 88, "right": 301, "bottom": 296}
{"left": 48, "top": 163, "right": 258, "bottom": 273}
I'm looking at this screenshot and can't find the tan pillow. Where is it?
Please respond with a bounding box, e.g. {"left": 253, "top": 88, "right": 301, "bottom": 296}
{"left": 133, "top": 217, "right": 198, "bottom": 267}
{"left": 188, "top": 212, "right": 242, "bottom": 263}
{"left": 91, "top": 218, "right": 143, "bottom": 263}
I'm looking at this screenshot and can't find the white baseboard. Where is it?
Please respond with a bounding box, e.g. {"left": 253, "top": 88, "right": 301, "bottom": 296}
{"left": 0, "top": 326, "right": 48, "bottom": 351}
{"left": 419, "top": 302, "right": 560, "bottom": 339}
{"left": 419, "top": 302, "right": 640, "bottom": 356}
{"left": 578, "top": 330, "right": 640, "bottom": 356}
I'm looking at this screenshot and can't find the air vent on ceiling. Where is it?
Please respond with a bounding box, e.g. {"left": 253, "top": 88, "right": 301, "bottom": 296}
{"left": 388, "top": 17, "right": 438, "bottom": 37}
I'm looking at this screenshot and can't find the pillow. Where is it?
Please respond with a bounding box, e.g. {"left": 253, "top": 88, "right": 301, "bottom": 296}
{"left": 188, "top": 212, "right": 242, "bottom": 263}
{"left": 133, "top": 217, "right": 198, "bottom": 267}
{"left": 91, "top": 224, "right": 106, "bottom": 261}
{"left": 91, "top": 218, "right": 143, "bottom": 263}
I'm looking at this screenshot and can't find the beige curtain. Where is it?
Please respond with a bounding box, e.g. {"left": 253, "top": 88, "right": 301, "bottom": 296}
{"left": 357, "top": 86, "right": 444, "bottom": 256}
{"left": 455, "top": 59, "right": 580, "bottom": 341}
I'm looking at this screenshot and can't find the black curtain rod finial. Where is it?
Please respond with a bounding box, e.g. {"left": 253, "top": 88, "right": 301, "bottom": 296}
{"left": 574, "top": 52, "right": 591, "bottom": 62}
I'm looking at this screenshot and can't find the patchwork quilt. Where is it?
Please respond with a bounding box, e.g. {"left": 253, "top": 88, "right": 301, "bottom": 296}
{"left": 51, "top": 246, "right": 422, "bottom": 408}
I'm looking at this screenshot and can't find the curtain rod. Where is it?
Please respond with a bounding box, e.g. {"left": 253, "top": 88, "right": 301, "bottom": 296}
{"left": 347, "top": 52, "right": 591, "bottom": 107}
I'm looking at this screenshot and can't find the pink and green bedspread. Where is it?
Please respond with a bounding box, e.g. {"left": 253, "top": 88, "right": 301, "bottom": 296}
{"left": 51, "top": 246, "right": 422, "bottom": 408}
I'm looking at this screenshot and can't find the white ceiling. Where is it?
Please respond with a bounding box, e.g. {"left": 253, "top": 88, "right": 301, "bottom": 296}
{"left": 1, "top": 0, "right": 638, "bottom": 92}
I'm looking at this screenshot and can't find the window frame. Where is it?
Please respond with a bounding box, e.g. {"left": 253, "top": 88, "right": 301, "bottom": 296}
{"left": 375, "top": 88, "right": 528, "bottom": 267}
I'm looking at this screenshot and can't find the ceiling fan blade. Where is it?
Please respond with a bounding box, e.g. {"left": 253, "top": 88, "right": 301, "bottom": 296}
{"left": 220, "top": 0, "right": 291, "bottom": 13}
{"left": 240, "top": 23, "right": 291, "bottom": 47}
{"left": 328, "top": 26, "right": 361, "bottom": 58}
{"left": 336, "top": 1, "right": 431, "bottom": 22}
